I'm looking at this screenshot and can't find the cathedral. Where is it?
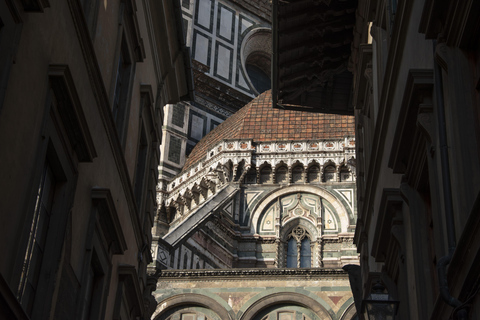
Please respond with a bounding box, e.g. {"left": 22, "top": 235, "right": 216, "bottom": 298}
{"left": 149, "top": 1, "right": 359, "bottom": 319}
{"left": 151, "top": 90, "right": 358, "bottom": 319}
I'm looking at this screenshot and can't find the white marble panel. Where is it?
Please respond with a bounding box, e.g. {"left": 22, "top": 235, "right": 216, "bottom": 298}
{"left": 238, "top": 71, "right": 249, "bottom": 89}
{"left": 191, "top": 114, "right": 204, "bottom": 141}
{"left": 241, "top": 17, "right": 253, "bottom": 34}
{"left": 197, "top": 0, "right": 212, "bottom": 29}
{"left": 219, "top": 6, "right": 233, "bottom": 40}
{"left": 216, "top": 44, "right": 232, "bottom": 80}
{"left": 194, "top": 32, "right": 210, "bottom": 65}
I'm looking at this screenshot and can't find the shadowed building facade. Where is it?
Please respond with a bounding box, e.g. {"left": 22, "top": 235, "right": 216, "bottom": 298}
{"left": 0, "top": 0, "right": 191, "bottom": 318}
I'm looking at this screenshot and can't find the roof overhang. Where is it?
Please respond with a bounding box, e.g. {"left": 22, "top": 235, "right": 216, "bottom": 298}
{"left": 272, "top": 0, "right": 357, "bottom": 115}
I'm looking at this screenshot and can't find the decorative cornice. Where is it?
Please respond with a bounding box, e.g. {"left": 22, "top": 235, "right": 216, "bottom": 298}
{"left": 169, "top": 137, "right": 355, "bottom": 195}
{"left": 158, "top": 268, "right": 347, "bottom": 280}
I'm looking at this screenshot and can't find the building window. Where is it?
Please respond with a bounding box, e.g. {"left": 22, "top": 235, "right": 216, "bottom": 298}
{"left": 245, "top": 167, "right": 257, "bottom": 184}
{"left": 246, "top": 63, "right": 271, "bottom": 94}
{"left": 307, "top": 165, "right": 320, "bottom": 182}
{"left": 112, "top": 36, "right": 133, "bottom": 143}
{"left": 259, "top": 165, "right": 272, "bottom": 184}
{"left": 17, "top": 163, "right": 56, "bottom": 315}
{"left": 113, "top": 266, "right": 144, "bottom": 320}
{"left": 86, "top": 188, "right": 127, "bottom": 320}
{"left": 286, "top": 238, "right": 297, "bottom": 268}
{"left": 340, "top": 165, "right": 352, "bottom": 182}
{"left": 241, "top": 28, "right": 272, "bottom": 95}
{"left": 323, "top": 165, "right": 336, "bottom": 182}
{"left": 172, "top": 103, "right": 186, "bottom": 128}
{"left": 80, "top": 250, "right": 106, "bottom": 320}
{"left": 168, "top": 135, "right": 182, "bottom": 164}
{"left": 292, "top": 165, "right": 304, "bottom": 183}
{"left": 300, "top": 238, "right": 311, "bottom": 268}
{"left": 276, "top": 165, "right": 288, "bottom": 184}
{"left": 285, "top": 227, "right": 312, "bottom": 268}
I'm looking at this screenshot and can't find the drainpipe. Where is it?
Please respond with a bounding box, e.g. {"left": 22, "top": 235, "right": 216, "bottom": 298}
{"left": 433, "top": 39, "right": 468, "bottom": 320}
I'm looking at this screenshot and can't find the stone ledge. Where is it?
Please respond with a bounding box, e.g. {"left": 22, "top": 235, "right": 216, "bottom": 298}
{"left": 159, "top": 267, "right": 347, "bottom": 279}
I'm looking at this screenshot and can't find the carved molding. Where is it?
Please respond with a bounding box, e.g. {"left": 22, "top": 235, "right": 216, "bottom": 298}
{"left": 91, "top": 188, "right": 128, "bottom": 254}
{"left": 158, "top": 268, "right": 348, "bottom": 279}
{"left": 371, "top": 189, "right": 404, "bottom": 262}
{"left": 49, "top": 64, "right": 98, "bottom": 162}
{"left": 388, "top": 69, "right": 434, "bottom": 173}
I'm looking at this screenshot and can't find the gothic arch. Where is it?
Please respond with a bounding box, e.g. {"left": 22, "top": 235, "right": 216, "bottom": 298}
{"left": 291, "top": 163, "right": 305, "bottom": 183}
{"left": 152, "top": 293, "right": 234, "bottom": 320}
{"left": 249, "top": 185, "right": 350, "bottom": 234}
{"left": 238, "top": 291, "right": 333, "bottom": 320}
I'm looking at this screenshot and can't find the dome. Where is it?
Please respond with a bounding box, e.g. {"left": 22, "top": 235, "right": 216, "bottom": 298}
{"left": 183, "top": 90, "right": 355, "bottom": 171}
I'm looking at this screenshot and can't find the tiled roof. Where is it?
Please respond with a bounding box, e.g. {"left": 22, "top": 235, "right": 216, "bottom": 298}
{"left": 183, "top": 90, "right": 355, "bottom": 171}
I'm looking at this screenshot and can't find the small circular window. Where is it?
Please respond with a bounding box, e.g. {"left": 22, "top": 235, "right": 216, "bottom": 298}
{"left": 241, "top": 28, "right": 272, "bottom": 95}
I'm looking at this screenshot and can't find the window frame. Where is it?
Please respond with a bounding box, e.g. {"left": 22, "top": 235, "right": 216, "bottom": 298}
{"left": 13, "top": 64, "right": 96, "bottom": 317}
{"left": 15, "top": 95, "right": 79, "bottom": 318}
{"left": 109, "top": 0, "right": 145, "bottom": 147}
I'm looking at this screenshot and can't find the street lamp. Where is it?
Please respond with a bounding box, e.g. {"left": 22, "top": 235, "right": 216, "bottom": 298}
{"left": 362, "top": 282, "right": 399, "bottom": 320}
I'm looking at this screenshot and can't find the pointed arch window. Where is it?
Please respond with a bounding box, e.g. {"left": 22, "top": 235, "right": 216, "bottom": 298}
{"left": 245, "top": 166, "right": 257, "bottom": 184}
{"left": 307, "top": 165, "right": 320, "bottom": 182}
{"left": 292, "top": 165, "right": 304, "bottom": 183}
{"left": 276, "top": 165, "right": 288, "bottom": 184}
{"left": 323, "top": 165, "right": 336, "bottom": 182}
{"left": 286, "top": 227, "right": 312, "bottom": 268}
{"left": 300, "top": 238, "right": 311, "bottom": 267}
{"left": 260, "top": 166, "right": 272, "bottom": 184}
{"left": 340, "top": 165, "right": 352, "bottom": 181}
{"left": 286, "top": 238, "right": 297, "bottom": 268}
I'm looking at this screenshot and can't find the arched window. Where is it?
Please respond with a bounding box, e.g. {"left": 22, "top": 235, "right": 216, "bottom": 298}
{"left": 340, "top": 165, "right": 352, "bottom": 181}
{"left": 307, "top": 165, "right": 320, "bottom": 182}
{"left": 287, "top": 237, "right": 297, "bottom": 268}
{"left": 260, "top": 166, "right": 272, "bottom": 184}
{"left": 244, "top": 166, "right": 257, "bottom": 184}
{"left": 276, "top": 165, "right": 288, "bottom": 184}
{"left": 300, "top": 238, "right": 311, "bottom": 268}
{"left": 323, "top": 165, "right": 336, "bottom": 182}
{"left": 241, "top": 28, "right": 272, "bottom": 95}
{"left": 286, "top": 227, "right": 311, "bottom": 268}
{"left": 292, "top": 165, "right": 304, "bottom": 183}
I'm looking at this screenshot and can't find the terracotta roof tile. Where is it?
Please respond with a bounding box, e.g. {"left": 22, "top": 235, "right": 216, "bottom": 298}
{"left": 182, "top": 90, "right": 354, "bottom": 172}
